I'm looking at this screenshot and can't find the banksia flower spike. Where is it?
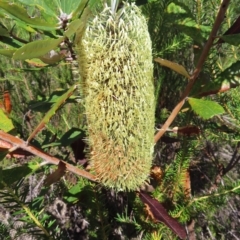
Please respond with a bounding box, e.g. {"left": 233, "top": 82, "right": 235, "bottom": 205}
{"left": 76, "top": 1, "right": 155, "bottom": 191}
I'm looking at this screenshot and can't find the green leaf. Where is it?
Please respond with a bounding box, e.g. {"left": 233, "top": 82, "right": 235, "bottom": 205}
{"left": 18, "top": 0, "right": 58, "bottom": 18}
{"left": 188, "top": 98, "right": 225, "bottom": 119}
{"left": 71, "top": 0, "right": 89, "bottom": 19}
{"left": 0, "top": 49, "right": 16, "bottom": 57}
{"left": 68, "top": 182, "right": 83, "bottom": 195}
{"left": 0, "top": 109, "right": 14, "bottom": 132}
{"left": 64, "top": 19, "right": 83, "bottom": 38}
{"left": 64, "top": 196, "right": 78, "bottom": 203}
{"left": 0, "top": 1, "right": 58, "bottom": 30}
{"left": 60, "top": 128, "right": 84, "bottom": 146}
{"left": 27, "top": 85, "right": 78, "bottom": 143}
{"left": 74, "top": 6, "right": 91, "bottom": 45}
{"left": 13, "top": 37, "right": 64, "bottom": 60}
{"left": 27, "top": 160, "right": 41, "bottom": 172}
{"left": 42, "top": 142, "right": 61, "bottom": 148}
{"left": 17, "top": 0, "right": 59, "bottom": 25}
{"left": 57, "top": 0, "right": 83, "bottom": 15}
{"left": 167, "top": 2, "right": 192, "bottom": 15}
{"left": 29, "top": 89, "right": 79, "bottom": 112}
{"left": 15, "top": 20, "right": 37, "bottom": 33}
{"left": 219, "top": 34, "right": 240, "bottom": 46}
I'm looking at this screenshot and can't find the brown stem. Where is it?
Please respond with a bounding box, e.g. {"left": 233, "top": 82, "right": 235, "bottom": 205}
{"left": 154, "top": 0, "right": 231, "bottom": 143}
{"left": 0, "top": 130, "right": 96, "bottom": 182}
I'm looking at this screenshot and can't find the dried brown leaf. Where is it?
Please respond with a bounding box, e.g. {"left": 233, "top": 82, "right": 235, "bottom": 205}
{"left": 44, "top": 161, "right": 66, "bottom": 186}
{"left": 172, "top": 125, "right": 200, "bottom": 137}
{"left": 139, "top": 192, "right": 187, "bottom": 239}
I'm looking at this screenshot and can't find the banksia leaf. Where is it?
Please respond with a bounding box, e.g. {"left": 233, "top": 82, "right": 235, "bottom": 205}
{"left": 139, "top": 192, "right": 187, "bottom": 239}
{"left": 76, "top": 2, "right": 155, "bottom": 191}
{"left": 188, "top": 98, "right": 225, "bottom": 120}
{"left": 44, "top": 161, "right": 66, "bottom": 187}
{"left": 155, "top": 58, "right": 190, "bottom": 79}
{"left": 172, "top": 125, "right": 200, "bottom": 137}
{"left": 27, "top": 85, "right": 78, "bottom": 143}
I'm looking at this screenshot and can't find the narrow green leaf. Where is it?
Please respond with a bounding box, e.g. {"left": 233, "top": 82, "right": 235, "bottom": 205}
{"left": 42, "top": 142, "right": 61, "bottom": 148}
{"left": 64, "top": 19, "right": 84, "bottom": 38}
{"left": 74, "top": 7, "right": 91, "bottom": 45}
{"left": 155, "top": 58, "right": 190, "bottom": 79}
{"left": 220, "top": 34, "right": 240, "bottom": 46}
{"left": 71, "top": 0, "right": 89, "bottom": 19}
{"left": 7, "top": 67, "right": 44, "bottom": 72}
{"left": 0, "top": 1, "right": 58, "bottom": 29}
{"left": 87, "top": 0, "right": 99, "bottom": 9}
{"left": 13, "top": 37, "right": 64, "bottom": 60}
{"left": 188, "top": 98, "right": 225, "bottom": 119}
{"left": 29, "top": 89, "right": 79, "bottom": 112}
{"left": 27, "top": 85, "right": 78, "bottom": 143}
{"left": 0, "top": 76, "right": 24, "bottom": 82}
{"left": 0, "top": 109, "right": 14, "bottom": 132}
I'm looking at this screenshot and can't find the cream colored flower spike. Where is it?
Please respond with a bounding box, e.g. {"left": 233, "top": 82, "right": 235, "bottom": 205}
{"left": 76, "top": 2, "right": 155, "bottom": 191}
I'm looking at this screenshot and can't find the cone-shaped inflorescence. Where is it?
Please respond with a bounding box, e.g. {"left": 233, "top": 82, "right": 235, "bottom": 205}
{"left": 76, "top": 2, "right": 155, "bottom": 191}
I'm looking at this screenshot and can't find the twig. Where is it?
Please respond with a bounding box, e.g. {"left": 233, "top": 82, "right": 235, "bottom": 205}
{"left": 154, "top": 0, "right": 231, "bottom": 143}
{"left": 0, "top": 130, "right": 96, "bottom": 182}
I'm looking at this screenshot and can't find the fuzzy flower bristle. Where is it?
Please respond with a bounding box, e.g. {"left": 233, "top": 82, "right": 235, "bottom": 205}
{"left": 76, "top": 2, "right": 155, "bottom": 191}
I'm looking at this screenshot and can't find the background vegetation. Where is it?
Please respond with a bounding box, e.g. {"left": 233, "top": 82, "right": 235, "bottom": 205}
{"left": 0, "top": 0, "right": 240, "bottom": 239}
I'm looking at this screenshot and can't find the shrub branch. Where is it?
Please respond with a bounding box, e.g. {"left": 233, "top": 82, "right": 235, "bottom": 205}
{"left": 0, "top": 130, "right": 96, "bottom": 182}
{"left": 154, "top": 0, "right": 231, "bottom": 143}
